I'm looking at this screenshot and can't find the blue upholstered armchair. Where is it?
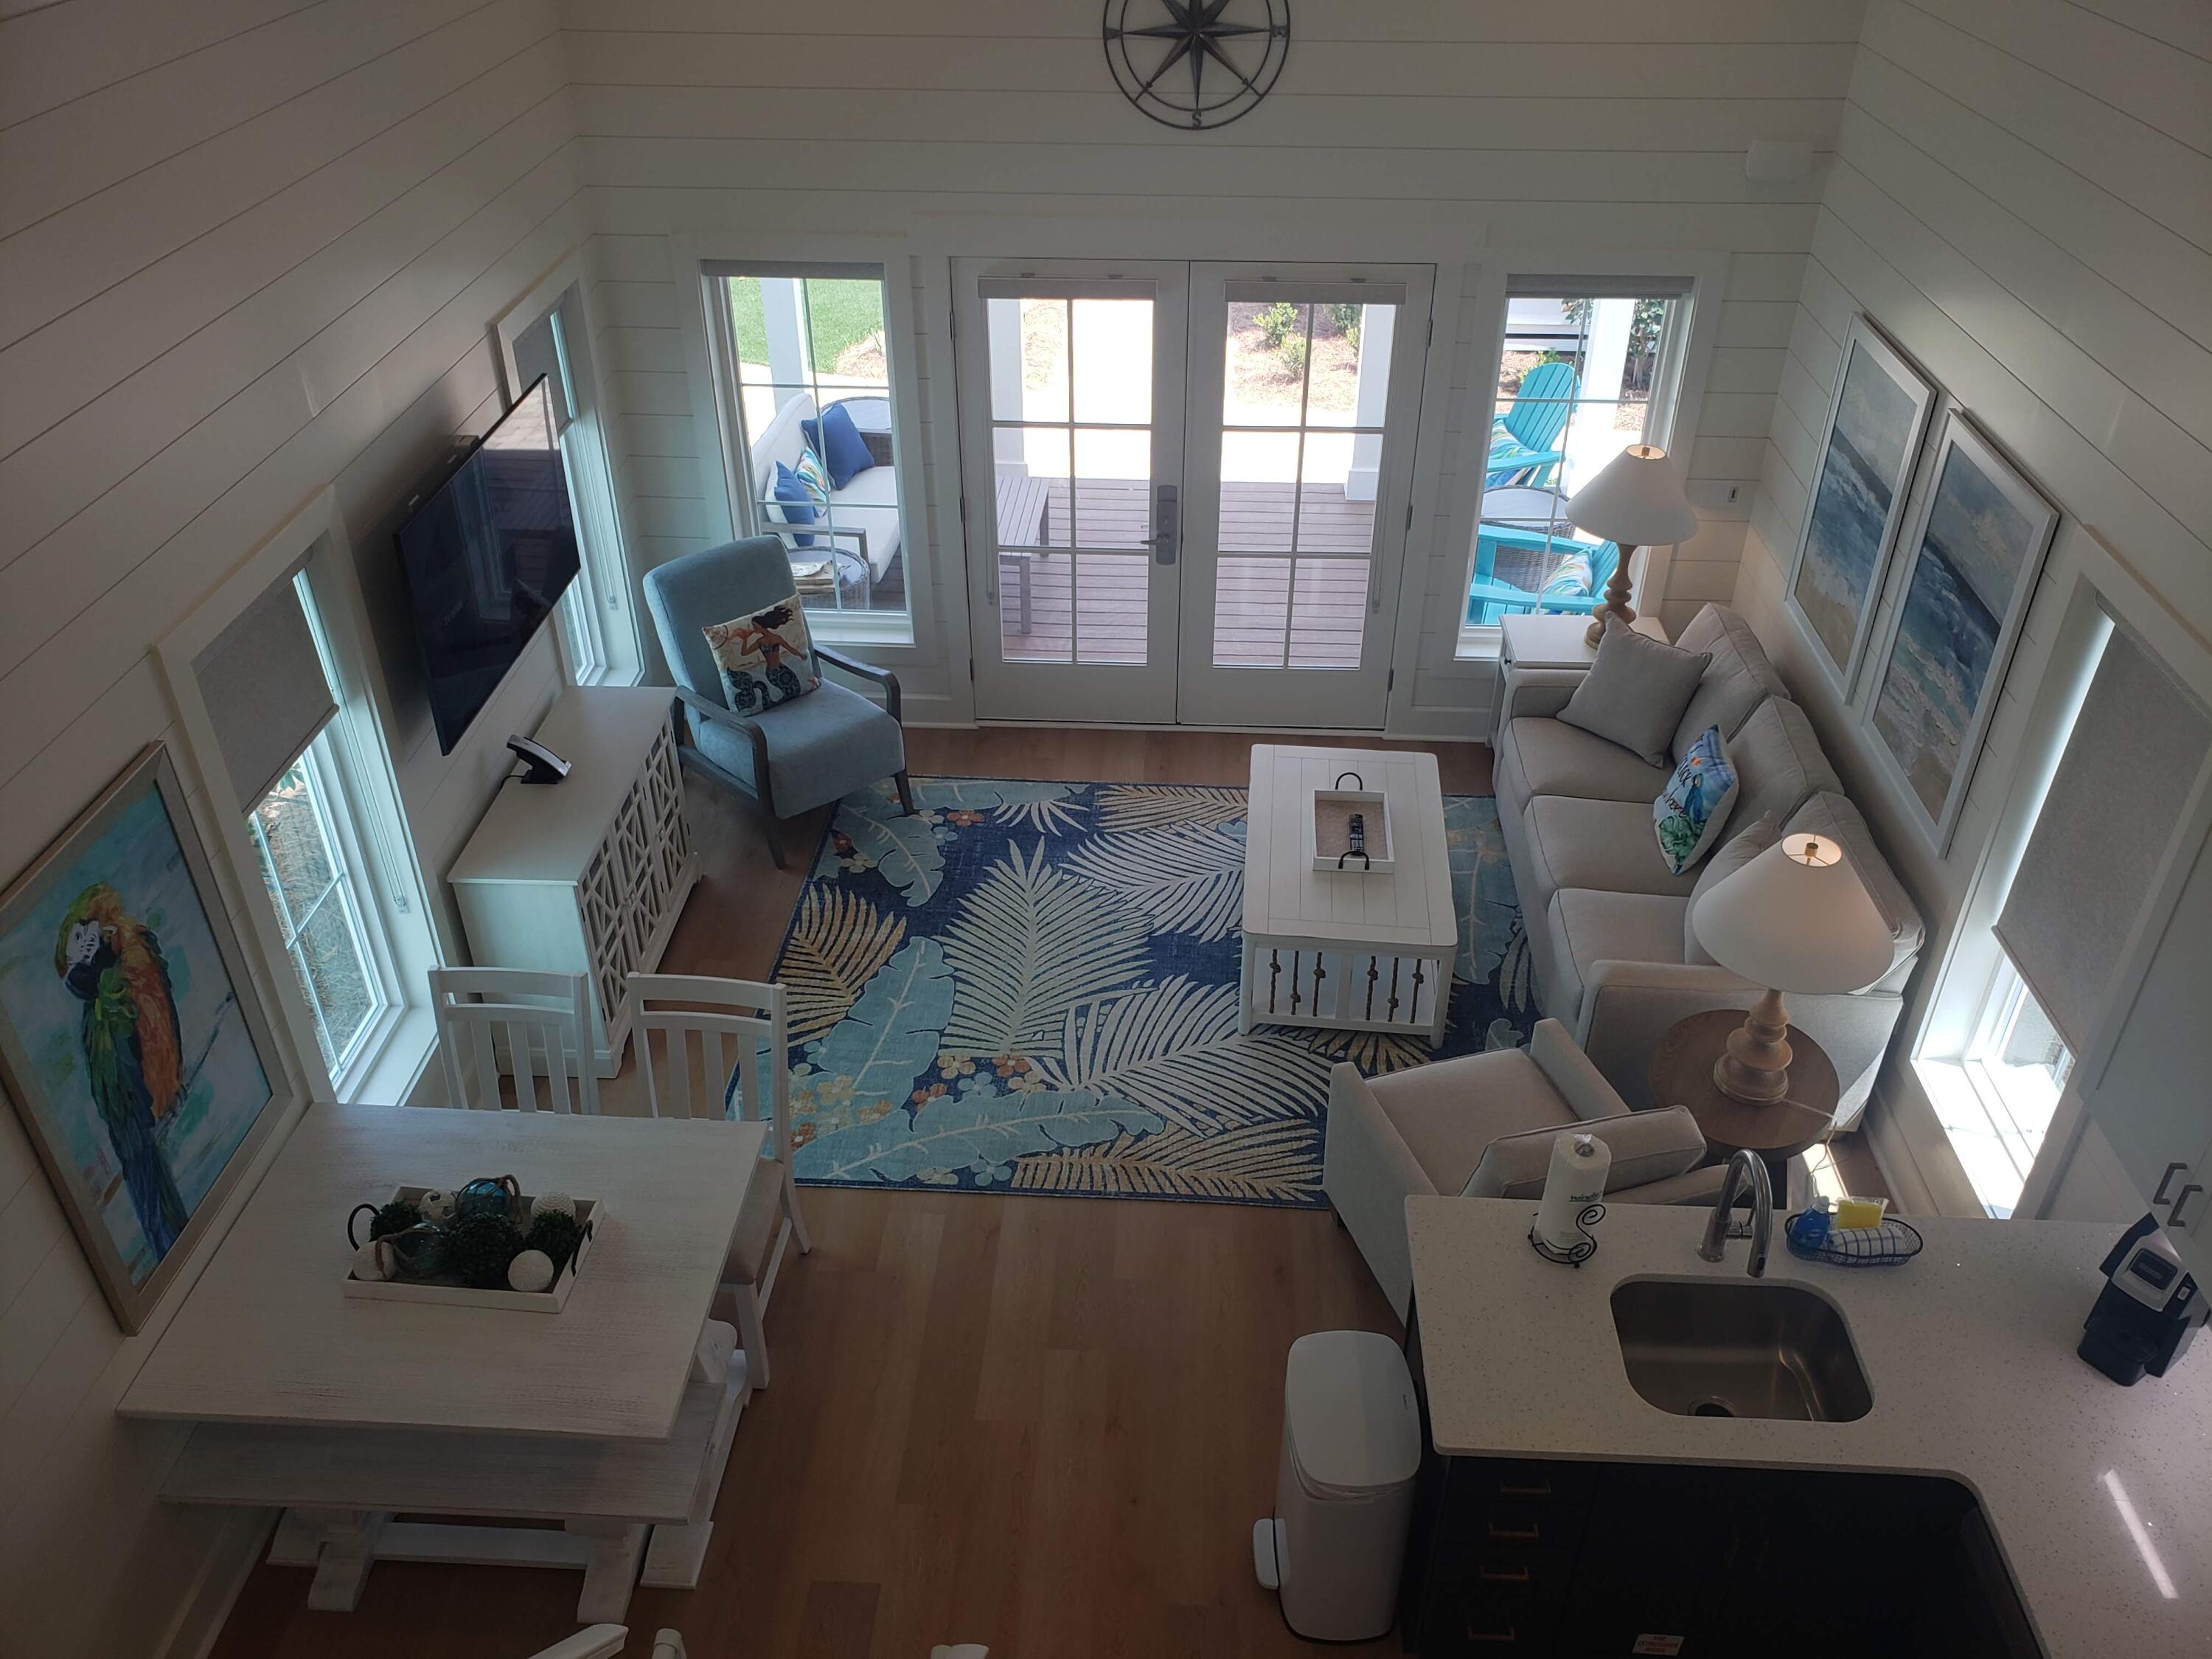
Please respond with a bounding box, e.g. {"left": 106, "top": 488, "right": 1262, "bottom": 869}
{"left": 641, "top": 538, "right": 913, "bottom": 868}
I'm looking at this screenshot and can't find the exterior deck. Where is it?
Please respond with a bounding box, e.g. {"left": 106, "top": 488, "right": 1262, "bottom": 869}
{"left": 994, "top": 477, "right": 1376, "bottom": 668}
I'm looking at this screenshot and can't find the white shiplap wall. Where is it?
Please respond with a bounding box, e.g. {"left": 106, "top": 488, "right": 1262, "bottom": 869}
{"left": 563, "top": 0, "right": 1865, "bottom": 727}
{"left": 0, "top": 3, "right": 579, "bottom": 1653}
{"left": 1731, "top": 0, "right": 2211, "bottom": 1216}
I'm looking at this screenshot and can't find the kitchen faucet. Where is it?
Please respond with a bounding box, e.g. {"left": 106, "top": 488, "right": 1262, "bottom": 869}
{"left": 1697, "top": 1150, "right": 1773, "bottom": 1277}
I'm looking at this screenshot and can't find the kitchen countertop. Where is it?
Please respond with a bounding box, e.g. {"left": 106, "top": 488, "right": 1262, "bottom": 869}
{"left": 1406, "top": 1196, "right": 2211, "bottom": 1659}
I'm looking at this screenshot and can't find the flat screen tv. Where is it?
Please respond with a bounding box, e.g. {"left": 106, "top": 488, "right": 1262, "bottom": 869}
{"left": 395, "top": 375, "right": 580, "bottom": 754}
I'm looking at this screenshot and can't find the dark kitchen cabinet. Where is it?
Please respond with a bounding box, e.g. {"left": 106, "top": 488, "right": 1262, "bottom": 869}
{"left": 1398, "top": 1314, "right": 2037, "bottom": 1657}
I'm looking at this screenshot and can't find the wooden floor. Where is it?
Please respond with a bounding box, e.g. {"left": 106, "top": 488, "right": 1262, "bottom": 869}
{"left": 209, "top": 726, "right": 1879, "bottom": 1659}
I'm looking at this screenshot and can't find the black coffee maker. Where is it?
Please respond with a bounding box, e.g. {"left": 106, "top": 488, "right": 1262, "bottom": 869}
{"left": 2079, "top": 1214, "right": 2206, "bottom": 1386}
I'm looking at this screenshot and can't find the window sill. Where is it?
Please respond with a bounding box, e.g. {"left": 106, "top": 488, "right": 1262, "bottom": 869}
{"left": 571, "top": 661, "right": 644, "bottom": 690}
{"left": 339, "top": 1006, "right": 440, "bottom": 1106}
{"left": 1455, "top": 625, "right": 1503, "bottom": 661}
{"left": 812, "top": 611, "right": 916, "bottom": 651}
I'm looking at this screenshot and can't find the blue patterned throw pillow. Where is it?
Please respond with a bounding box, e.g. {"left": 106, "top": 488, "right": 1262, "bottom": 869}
{"left": 1654, "top": 723, "right": 1739, "bottom": 875}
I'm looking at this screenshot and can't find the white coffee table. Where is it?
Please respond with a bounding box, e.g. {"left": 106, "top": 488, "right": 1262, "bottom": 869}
{"left": 1242, "top": 745, "right": 1458, "bottom": 1046}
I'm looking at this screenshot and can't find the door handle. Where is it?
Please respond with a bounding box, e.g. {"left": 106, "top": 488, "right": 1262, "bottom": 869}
{"left": 2170, "top": 1183, "right": 2202, "bottom": 1229}
{"left": 1144, "top": 483, "right": 1179, "bottom": 565}
{"left": 2154, "top": 1161, "right": 2188, "bottom": 1204}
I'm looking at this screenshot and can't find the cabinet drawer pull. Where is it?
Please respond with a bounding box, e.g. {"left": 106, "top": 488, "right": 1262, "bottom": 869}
{"left": 1478, "top": 1564, "right": 1532, "bottom": 1583}
{"left": 1496, "top": 1478, "right": 1551, "bottom": 1498}
{"left": 1487, "top": 1520, "right": 1542, "bottom": 1542}
{"left": 2154, "top": 1161, "right": 2188, "bottom": 1203}
{"left": 2171, "top": 1183, "right": 2203, "bottom": 1229}
{"left": 1465, "top": 1624, "right": 1520, "bottom": 1644}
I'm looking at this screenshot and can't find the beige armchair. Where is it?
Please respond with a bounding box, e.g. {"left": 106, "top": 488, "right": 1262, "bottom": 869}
{"left": 1323, "top": 1019, "right": 1728, "bottom": 1318}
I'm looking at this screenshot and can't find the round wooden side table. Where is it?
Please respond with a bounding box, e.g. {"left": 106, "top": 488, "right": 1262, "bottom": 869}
{"left": 1647, "top": 1009, "right": 1840, "bottom": 1169}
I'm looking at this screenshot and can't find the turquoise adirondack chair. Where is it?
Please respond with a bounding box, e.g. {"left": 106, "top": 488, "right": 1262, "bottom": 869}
{"left": 1465, "top": 524, "right": 1620, "bottom": 626}
{"left": 1486, "top": 361, "right": 1578, "bottom": 487}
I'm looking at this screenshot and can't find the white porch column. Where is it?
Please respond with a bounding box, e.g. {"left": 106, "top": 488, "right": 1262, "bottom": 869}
{"left": 762, "top": 278, "right": 809, "bottom": 394}
{"left": 1568, "top": 298, "right": 1635, "bottom": 484}
{"left": 987, "top": 298, "right": 1027, "bottom": 476}
{"left": 1343, "top": 304, "right": 1395, "bottom": 504}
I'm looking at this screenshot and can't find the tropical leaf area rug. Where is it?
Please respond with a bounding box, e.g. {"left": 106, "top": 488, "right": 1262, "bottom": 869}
{"left": 769, "top": 776, "right": 1536, "bottom": 1208}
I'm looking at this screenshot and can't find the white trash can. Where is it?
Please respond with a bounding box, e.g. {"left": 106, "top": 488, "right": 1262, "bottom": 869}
{"left": 1253, "top": 1329, "right": 1422, "bottom": 1641}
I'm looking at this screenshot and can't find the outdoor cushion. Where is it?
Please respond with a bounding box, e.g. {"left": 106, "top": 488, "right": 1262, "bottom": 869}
{"left": 1729, "top": 698, "right": 1843, "bottom": 830}
{"left": 1500, "top": 717, "right": 1675, "bottom": 807}
{"left": 689, "top": 678, "right": 905, "bottom": 818}
{"left": 1463, "top": 1105, "right": 1706, "bottom": 1200}
{"left": 704, "top": 591, "right": 820, "bottom": 712}
{"left": 1558, "top": 622, "right": 1712, "bottom": 766}
{"left": 1540, "top": 887, "right": 1692, "bottom": 1023}
{"left": 802, "top": 401, "right": 875, "bottom": 489}
{"left": 1671, "top": 604, "right": 1789, "bottom": 761}
{"left": 1686, "top": 815, "right": 1778, "bottom": 964}
{"left": 1523, "top": 796, "right": 1701, "bottom": 905}
{"left": 763, "top": 462, "right": 819, "bottom": 548}
{"left": 1363, "top": 1047, "right": 1576, "bottom": 1194}
{"left": 793, "top": 446, "right": 832, "bottom": 509}
{"left": 823, "top": 459, "right": 904, "bottom": 578}
{"left": 1785, "top": 791, "right": 1926, "bottom": 989}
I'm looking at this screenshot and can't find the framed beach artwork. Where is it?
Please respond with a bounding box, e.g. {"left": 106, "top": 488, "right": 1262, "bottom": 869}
{"left": 1861, "top": 412, "right": 2060, "bottom": 855}
{"left": 0, "top": 745, "right": 290, "bottom": 1332}
{"left": 1785, "top": 315, "right": 1938, "bottom": 698}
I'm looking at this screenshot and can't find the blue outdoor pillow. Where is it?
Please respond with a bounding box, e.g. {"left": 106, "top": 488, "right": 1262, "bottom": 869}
{"left": 764, "top": 461, "right": 819, "bottom": 547}
{"left": 1654, "top": 723, "right": 1740, "bottom": 875}
{"left": 801, "top": 401, "right": 875, "bottom": 490}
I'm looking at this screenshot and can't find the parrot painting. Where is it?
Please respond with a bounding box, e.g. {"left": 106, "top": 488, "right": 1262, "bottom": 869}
{"left": 54, "top": 883, "right": 189, "bottom": 1260}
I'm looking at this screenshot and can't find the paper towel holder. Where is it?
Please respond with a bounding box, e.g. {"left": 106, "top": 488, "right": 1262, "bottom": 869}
{"left": 1528, "top": 1203, "right": 1607, "bottom": 1267}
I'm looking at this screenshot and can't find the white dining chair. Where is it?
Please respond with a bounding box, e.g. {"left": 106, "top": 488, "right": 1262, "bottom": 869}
{"left": 526, "top": 1626, "right": 686, "bottom": 1659}
{"left": 627, "top": 972, "right": 812, "bottom": 1388}
{"left": 429, "top": 967, "right": 600, "bottom": 1114}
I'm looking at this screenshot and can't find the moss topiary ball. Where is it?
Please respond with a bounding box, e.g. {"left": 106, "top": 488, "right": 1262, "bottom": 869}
{"left": 444, "top": 1212, "right": 524, "bottom": 1290}
{"left": 524, "top": 1210, "right": 585, "bottom": 1274}
{"left": 369, "top": 1200, "right": 422, "bottom": 1240}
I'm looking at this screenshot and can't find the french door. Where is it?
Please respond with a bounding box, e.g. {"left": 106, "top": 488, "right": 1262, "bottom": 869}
{"left": 953, "top": 260, "right": 1433, "bottom": 728}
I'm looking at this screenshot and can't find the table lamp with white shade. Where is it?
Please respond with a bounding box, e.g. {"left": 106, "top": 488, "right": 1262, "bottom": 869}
{"left": 1689, "top": 831, "right": 1894, "bottom": 1105}
{"left": 1565, "top": 443, "right": 1699, "bottom": 646}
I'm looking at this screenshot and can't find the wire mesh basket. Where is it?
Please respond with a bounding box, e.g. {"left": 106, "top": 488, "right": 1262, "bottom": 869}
{"left": 1784, "top": 1208, "right": 1924, "bottom": 1267}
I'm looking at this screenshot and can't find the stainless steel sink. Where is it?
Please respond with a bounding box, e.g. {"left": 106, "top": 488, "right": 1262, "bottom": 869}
{"left": 1610, "top": 1278, "right": 1872, "bottom": 1422}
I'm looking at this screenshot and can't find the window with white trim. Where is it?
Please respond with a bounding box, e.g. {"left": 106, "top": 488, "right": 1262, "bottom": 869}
{"left": 249, "top": 744, "right": 391, "bottom": 1077}
{"left": 704, "top": 265, "right": 913, "bottom": 641}
{"left": 243, "top": 575, "right": 403, "bottom": 1085}
{"left": 1919, "top": 598, "right": 2210, "bottom": 1217}
{"left": 510, "top": 286, "right": 643, "bottom": 686}
{"left": 1458, "top": 284, "right": 1691, "bottom": 655}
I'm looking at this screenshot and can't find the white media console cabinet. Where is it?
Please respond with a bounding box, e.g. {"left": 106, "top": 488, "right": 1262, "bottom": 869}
{"left": 449, "top": 686, "right": 699, "bottom": 1077}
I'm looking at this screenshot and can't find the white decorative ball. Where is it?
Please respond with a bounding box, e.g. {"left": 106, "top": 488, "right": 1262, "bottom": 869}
{"left": 416, "top": 1188, "right": 456, "bottom": 1222}
{"left": 531, "top": 1191, "right": 576, "bottom": 1220}
{"left": 507, "top": 1248, "right": 556, "bottom": 1293}
{"left": 351, "top": 1240, "right": 391, "bottom": 1282}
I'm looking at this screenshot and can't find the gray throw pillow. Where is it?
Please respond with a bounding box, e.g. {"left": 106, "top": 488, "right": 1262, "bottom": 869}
{"left": 1685, "top": 814, "right": 1778, "bottom": 964}
{"left": 1557, "top": 622, "right": 1713, "bottom": 766}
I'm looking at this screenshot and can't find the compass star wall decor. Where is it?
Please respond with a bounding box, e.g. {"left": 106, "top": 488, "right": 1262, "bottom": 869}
{"left": 1104, "top": 0, "right": 1291, "bottom": 131}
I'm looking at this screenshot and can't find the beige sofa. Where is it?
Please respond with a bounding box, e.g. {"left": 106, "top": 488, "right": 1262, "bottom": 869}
{"left": 1324, "top": 1020, "right": 1727, "bottom": 1317}
{"left": 1495, "top": 604, "right": 1926, "bottom": 1125}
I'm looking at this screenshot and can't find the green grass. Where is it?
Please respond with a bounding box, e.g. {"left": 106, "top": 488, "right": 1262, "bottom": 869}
{"left": 726, "top": 276, "right": 884, "bottom": 374}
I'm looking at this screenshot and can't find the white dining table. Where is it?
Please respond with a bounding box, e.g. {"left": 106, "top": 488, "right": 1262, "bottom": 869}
{"left": 118, "top": 1101, "right": 767, "bottom": 1620}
